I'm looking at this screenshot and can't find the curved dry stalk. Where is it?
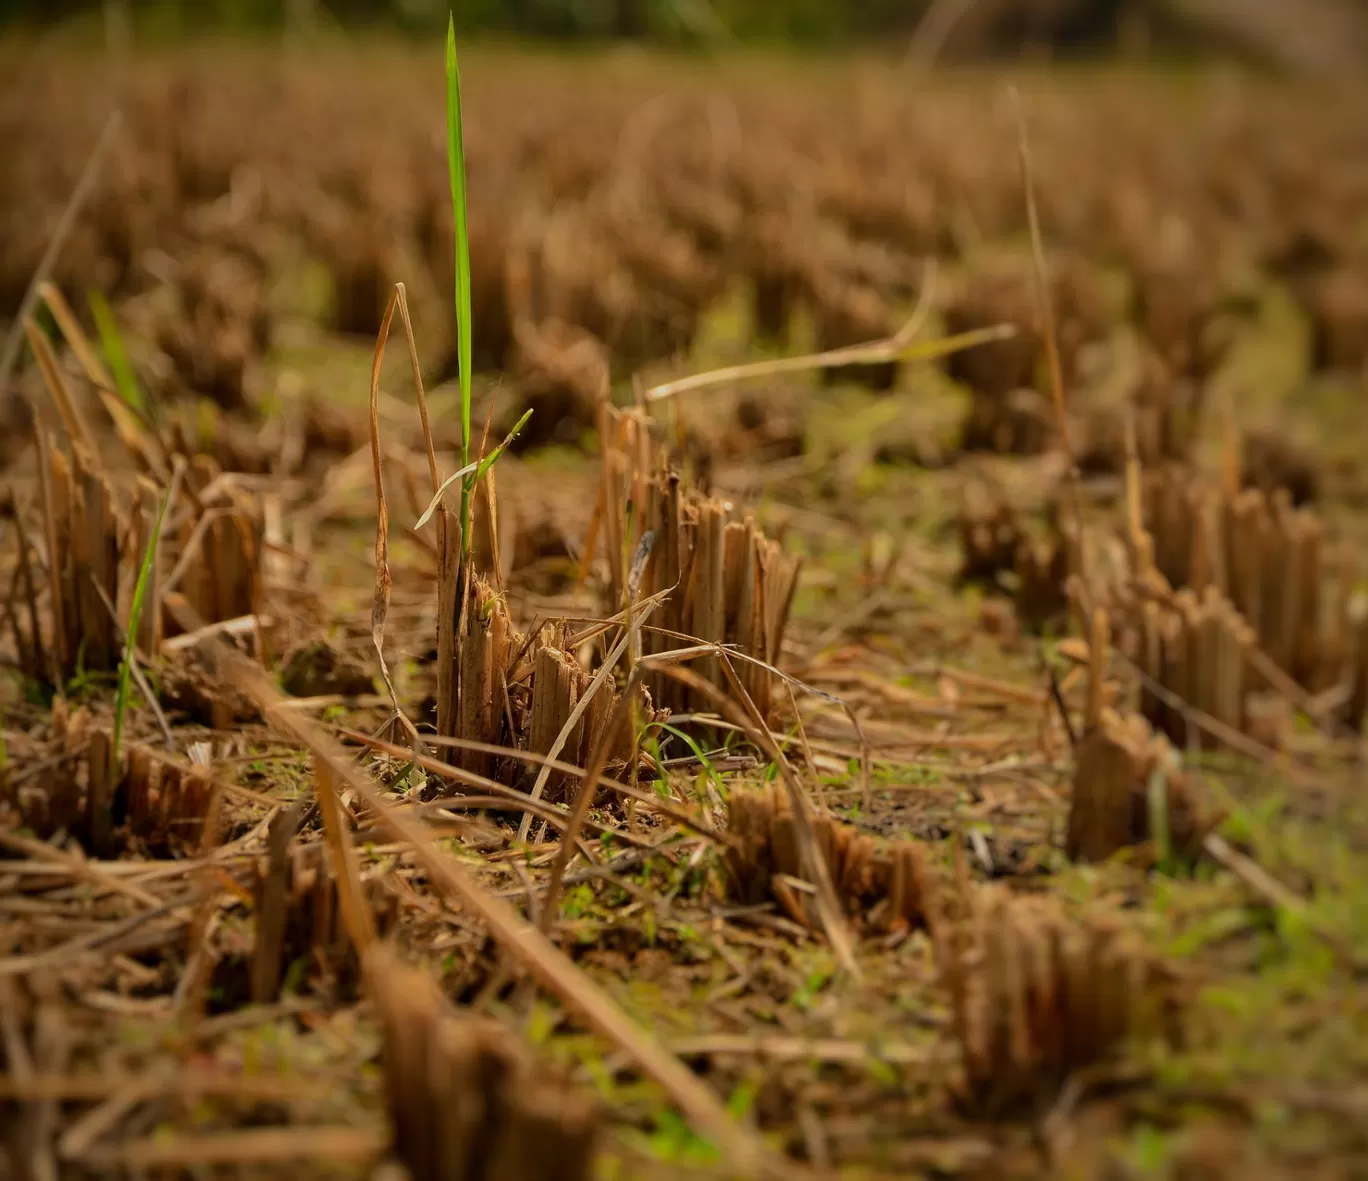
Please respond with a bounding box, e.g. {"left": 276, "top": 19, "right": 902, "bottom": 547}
{"left": 412, "top": 407, "right": 534, "bottom": 534}
{"left": 630, "top": 623, "right": 845, "bottom": 705}
{"left": 646, "top": 263, "right": 1013, "bottom": 404}
{"left": 367, "top": 284, "right": 432, "bottom": 742}
{"left": 336, "top": 728, "right": 650, "bottom": 852}
{"left": 905, "top": 0, "right": 979, "bottom": 68}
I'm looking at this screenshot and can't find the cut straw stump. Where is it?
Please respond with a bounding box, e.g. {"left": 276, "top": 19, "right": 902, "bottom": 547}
{"left": 249, "top": 813, "right": 396, "bottom": 1005}
{"left": 2, "top": 731, "right": 217, "bottom": 859}
{"left": 936, "top": 885, "right": 1182, "bottom": 1117}
{"left": 31, "top": 437, "right": 121, "bottom": 683}
{"left": 726, "top": 784, "right": 937, "bottom": 934}
{"left": 172, "top": 457, "right": 263, "bottom": 635}
{"left": 1068, "top": 710, "right": 1213, "bottom": 865}
{"left": 1066, "top": 606, "right": 1215, "bottom": 864}
{"left": 122, "top": 743, "right": 215, "bottom": 856}
{"left": 599, "top": 405, "right": 801, "bottom": 719}
{"left": 12, "top": 437, "right": 266, "bottom": 692}
{"left": 1130, "top": 586, "right": 1257, "bottom": 748}
{"left": 365, "top": 944, "right": 600, "bottom": 1181}
{"left": 958, "top": 480, "right": 1068, "bottom": 630}
{"left": 437, "top": 576, "right": 659, "bottom": 802}
{"left": 1139, "top": 463, "right": 1361, "bottom": 716}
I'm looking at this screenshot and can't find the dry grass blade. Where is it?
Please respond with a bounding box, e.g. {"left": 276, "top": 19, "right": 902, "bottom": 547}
{"left": 23, "top": 316, "right": 101, "bottom": 458}
{"left": 367, "top": 283, "right": 430, "bottom": 739}
{"left": 37, "top": 276, "right": 175, "bottom": 480}
{"left": 36, "top": 280, "right": 112, "bottom": 392}
{"left": 646, "top": 261, "right": 1007, "bottom": 401}
{"left": 0, "top": 830, "right": 158, "bottom": 909}
{"left": 197, "top": 636, "right": 771, "bottom": 1175}
{"left": 315, "top": 759, "right": 377, "bottom": 959}
{"left": 1009, "top": 86, "right": 1083, "bottom": 565}
{"left": 72, "top": 1127, "right": 387, "bottom": 1170}
{"left": 536, "top": 686, "right": 635, "bottom": 936}
{"left": 0, "top": 110, "right": 121, "bottom": 400}
{"left": 647, "top": 323, "right": 1013, "bottom": 403}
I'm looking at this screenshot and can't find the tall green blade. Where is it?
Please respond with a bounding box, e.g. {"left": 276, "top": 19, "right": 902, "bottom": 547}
{"left": 445, "top": 14, "right": 472, "bottom": 471}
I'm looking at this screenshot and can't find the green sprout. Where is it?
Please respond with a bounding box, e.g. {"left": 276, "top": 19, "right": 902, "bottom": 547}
{"left": 112, "top": 490, "right": 170, "bottom": 764}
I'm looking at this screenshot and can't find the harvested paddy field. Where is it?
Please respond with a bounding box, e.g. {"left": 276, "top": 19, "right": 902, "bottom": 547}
{"left": 1, "top": 38, "right": 1367, "bottom": 1181}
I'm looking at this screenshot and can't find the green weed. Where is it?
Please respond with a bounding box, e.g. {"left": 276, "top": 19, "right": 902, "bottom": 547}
{"left": 112, "top": 489, "right": 170, "bottom": 764}
{"left": 88, "top": 289, "right": 145, "bottom": 411}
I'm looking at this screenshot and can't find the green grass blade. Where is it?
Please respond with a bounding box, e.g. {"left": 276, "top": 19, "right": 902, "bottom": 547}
{"left": 657, "top": 723, "right": 724, "bottom": 795}
{"left": 1147, "top": 762, "right": 1173, "bottom": 871}
{"left": 88, "top": 289, "right": 145, "bottom": 411}
{"left": 445, "top": 15, "right": 472, "bottom": 469}
{"left": 474, "top": 408, "right": 533, "bottom": 480}
{"left": 112, "top": 489, "right": 170, "bottom": 763}
{"left": 413, "top": 409, "right": 533, "bottom": 532}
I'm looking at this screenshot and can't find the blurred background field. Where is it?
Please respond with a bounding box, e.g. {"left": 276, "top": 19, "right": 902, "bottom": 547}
{"left": 3, "top": 0, "right": 1368, "bottom": 67}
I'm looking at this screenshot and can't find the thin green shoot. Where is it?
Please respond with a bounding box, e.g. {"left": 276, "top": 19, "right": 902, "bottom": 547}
{"left": 1147, "top": 762, "right": 1174, "bottom": 874}
{"left": 88, "top": 289, "right": 145, "bottom": 411}
{"left": 112, "top": 489, "right": 171, "bottom": 764}
{"left": 412, "top": 408, "right": 533, "bottom": 531}
{"left": 657, "top": 723, "right": 725, "bottom": 798}
{"left": 445, "top": 15, "right": 474, "bottom": 559}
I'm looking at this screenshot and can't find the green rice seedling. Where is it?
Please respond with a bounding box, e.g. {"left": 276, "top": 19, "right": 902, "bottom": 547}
{"left": 441, "top": 18, "right": 530, "bottom": 578}
{"left": 88, "top": 289, "right": 145, "bottom": 411}
{"left": 445, "top": 15, "right": 475, "bottom": 564}
{"left": 412, "top": 408, "right": 534, "bottom": 531}
{"left": 112, "top": 489, "right": 170, "bottom": 764}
